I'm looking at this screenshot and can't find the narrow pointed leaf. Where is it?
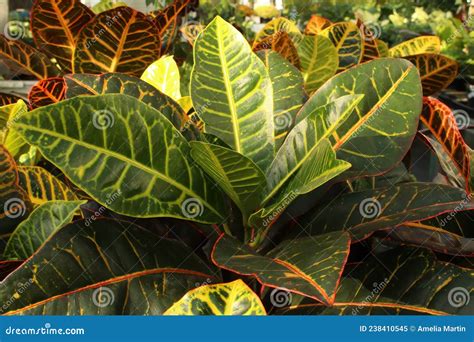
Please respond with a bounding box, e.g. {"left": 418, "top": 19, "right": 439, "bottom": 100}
{"left": 73, "top": 7, "right": 161, "bottom": 76}
{"left": 4, "top": 200, "right": 85, "bottom": 260}
{"left": 304, "top": 15, "right": 332, "bottom": 35}
{"left": 31, "top": 0, "right": 95, "bottom": 71}
{"left": 253, "top": 31, "right": 301, "bottom": 69}
{"left": 12, "top": 94, "right": 225, "bottom": 222}
{"left": 212, "top": 232, "right": 351, "bottom": 304}
{"left": 320, "top": 22, "right": 363, "bottom": 72}
{"left": 404, "top": 54, "right": 458, "bottom": 95}
{"left": 0, "top": 220, "right": 215, "bottom": 315}
{"left": 389, "top": 36, "right": 441, "bottom": 57}
{"left": 421, "top": 97, "right": 470, "bottom": 191}
{"left": 301, "top": 58, "right": 422, "bottom": 177}
{"left": 64, "top": 73, "right": 186, "bottom": 130}
{"left": 257, "top": 50, "right": 305, "bottom": 147}
{"left": 140, "top": 56, "right": 181, "bottom": 101}
{"left": 296, "top": 34, "right": 338, "bottom": 94}
{"left": 0, "top": 35, "right": 61, "bottom": 79}
{"left": 253, "top": 17, "right": 302, "bottom": 47}
{"left": 190, "top": 141, "right": 266, "bottom": 219}
{"left": 18, "top": 166, "right": 78, "bottom": 205}
{"left": 165, "top": 279, "right": 266, "bottom": 315}
{"left": 28, "top": 77, "right": 65, "bottom": 109}
{"left": 300, "top": 183, "right": 474, "bottom": 241}
{"left": 191, "top": 17, "right": 274, "bottom": 171}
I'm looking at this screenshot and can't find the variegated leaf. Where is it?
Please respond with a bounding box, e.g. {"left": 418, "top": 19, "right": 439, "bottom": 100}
{"left": 28, "top": 77, "right": 65, "bottom": 109}
{"left": 389, "top": 36, "right": 441, "bottom": 57}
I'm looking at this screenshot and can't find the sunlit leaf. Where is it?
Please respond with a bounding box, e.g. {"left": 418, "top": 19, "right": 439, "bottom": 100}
{"left": 141, "top": 55, "right": 181, "bottom": 101}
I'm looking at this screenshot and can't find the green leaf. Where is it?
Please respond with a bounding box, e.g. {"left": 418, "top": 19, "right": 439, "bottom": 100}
{"left": 299, "top": 183, "right": 474, "bottom": 241}
{"left": 18, "top": 166, "right": 78, "bottom": 205}
{"left": 191, "top": 16, "right": 274, "bottom": 171}
{"left": 301, "top": 58, "right": 422, "bottom": 177}
{"left": 12, "top": 94, "right": 225, "bottom": 223}
{"left": 0, "top": 100, "right": 29, "bottom": 158}
{"left": 190, "top": 142, "right": 266, "bottom": 219}
{"left": 212, "top": 232, "right": 351, "bottom": 305}
{"left": 257, "top": 50, "right": 305, "bottom": 148}
{"left": 141, "top": 55, "right": 182, "bottom": 101}
{"left": 3, "top": 200, "right": 85, "bottom": 260}
{"left": 296, "top": 34, "right": 338, "bottom": 94}
{"left": 64, "top": 73, "right": 186, "bottom": 131}
{"left": 281, "top": 247, "right": 473, "bottom": 315}
{"left": 0, "top": 220, "right": 215, "bottom": 315}
{"left": 164, "top": 279, "right": 266, "bottom": 315}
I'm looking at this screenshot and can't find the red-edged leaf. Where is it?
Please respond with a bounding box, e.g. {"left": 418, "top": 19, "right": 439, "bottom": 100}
{"left": 421, "top": 97, "right": 471, "bottom": 192}
{"left": 73, "top": 7, "right": 161, "bottom": 76}
{"left": 212, "top": 232, "right": 351, "bottom": 305}
{"left": 0, "top": 260, "right": 23, "bottom": 281}
{"left": 31, "top": 0, "right": 95, "bottom": 72}
{"left": 28, "top": 77, "right": 66, "bottom": 109}
{"left": 0, "top": 34, "right": 61, "bottom": 79}
{"left": 153, "top": 0, "right": 197, "bottom": 54}
{"left": 0, "top": 93, "right": 25, "bottom": 106}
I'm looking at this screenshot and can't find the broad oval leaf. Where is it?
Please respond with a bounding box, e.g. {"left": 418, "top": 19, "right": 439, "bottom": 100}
{"left": 190, "top": 141, "right": 266, "bottom": 220}
{"left": 421, "top": 97, "right": 470, "bottom": 191}
{"left": 257, "top": 50, "right": 305, "bottom": 146}
{"left": 281, "top": 247, "right": 473, "bottom": 315}
{"left": 18, "top": 166, "right": 78, "bottom": 205}
{"left": 0, "top": 220, "right": 215, "bottom": 315}
{"left": 164, "top": 279, "right": 266, "bottom": 315}
{"left": 64, "top": 73, "right": 186, "bottom": 130}
{"left": 28, "top": 77, "right": 65, "bottom": 109}
{"left": 403, "top": 53, "right": 459, "bottom": 96}
{"left": 299, "top": 183, "right": 474, "bottom": 241}
{"left": 304, "top": 15, "right": 332, "bottom": 35}
{"left": 141, "top": 56, "right": 181, "bottom": 101}
{"left": 73, "top": 7, "right": 161, "bottom": 76}
{"left": 191, "top": 16, "right": 274, "bottom": 171}
{"left": 12, "top": 94, "right": 225, "bottom": 223}
{"left": 31, "top": 0, "right": 95, "bottom": 71}
{"left": 0, "top": 34, "right": 61, "bottom": 79}
{"left": 253, "top": 17, "right": 302, "bottom": 47}
{"left": 296, "top": 34, "right": 338, "bottom": 94}
{"left": 320, "top": 22, "right": 363, "bottom": 72}
{"left": 212, "top": 232, "right": 351, "bottom": 305}
{"left": 301, "top": 58, "right": 422, "bottom": 177}
{"left": 4, "top": 200, "right": 85, "bottom": 260}
{"left": 389, "top": 36, "right": 441, "bottom": 57}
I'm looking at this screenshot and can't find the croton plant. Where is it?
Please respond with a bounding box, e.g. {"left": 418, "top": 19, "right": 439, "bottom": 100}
{"left": 0, "top": 0, "right": 472, "bottom": 315}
